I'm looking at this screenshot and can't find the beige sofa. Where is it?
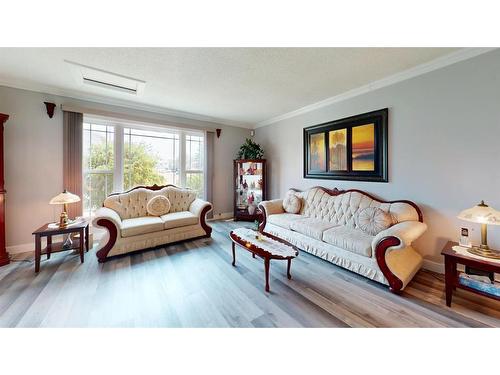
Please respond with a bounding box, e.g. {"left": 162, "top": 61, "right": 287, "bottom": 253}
{"left": 259, "top": 187, "right": 427, "bottom": 293}
{"left": 92, "top": 184, "right": 212, "bottom": 262}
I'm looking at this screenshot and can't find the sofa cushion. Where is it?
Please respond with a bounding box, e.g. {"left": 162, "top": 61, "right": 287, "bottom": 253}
{"left": 161, "top": 211, "right": 199, "bottom": 229}
{"left": 290, "top": 218, "right": 337, "bottom": 241}
{"left": 121, "top": 217, "right": 164, "bottom": 238}
{"left": 104, "top": 188, "right": 152, "bottom": 220}
{"left": 283, "top": 191, "right": 302, "bottom": 214}
{"left": 156, "top": 186, "right": 197, "bottom": 213}
{"left": 267, "top": 213, "right": 303, "bottom": 230}
{"left": 322, "top": 226, "right": 374, "bottom": 257}
{"left": 147, "top": 195, "right": 171, "bottom": 216}
{"left": 356, "top": 207, "right": 392, "bottom": 236}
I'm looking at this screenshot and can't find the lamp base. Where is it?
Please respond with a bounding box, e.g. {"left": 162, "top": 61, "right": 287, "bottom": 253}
{"left": 467, "top": 246, "right": 500, "bottom": 260}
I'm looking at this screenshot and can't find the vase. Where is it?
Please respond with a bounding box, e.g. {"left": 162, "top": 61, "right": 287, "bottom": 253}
{"left": 248, "top": 204, "right": 256, "bottom": 215}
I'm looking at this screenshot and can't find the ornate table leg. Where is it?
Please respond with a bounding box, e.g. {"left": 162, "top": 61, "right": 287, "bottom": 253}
{"left": 264, "top": 257, "right": 270, "bottom": 292}
{"left": 35, "top": 234, "right": 41, "bottom": 273}
{"left": 287, "top": 259, "right": 292, "bottom": 280}
{"left": 231, "top": 242, "right": 236, "bottom": 266}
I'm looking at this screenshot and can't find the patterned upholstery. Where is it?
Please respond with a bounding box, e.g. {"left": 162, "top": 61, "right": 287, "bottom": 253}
{"left": 297, "top": 188, "right": 418, "bottom": 227}
{"left": 104, "top": 186, "right": 197, "bottom": 220}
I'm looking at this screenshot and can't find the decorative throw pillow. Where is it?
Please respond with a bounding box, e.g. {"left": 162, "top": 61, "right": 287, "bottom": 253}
{"left": 147, "top": 195, "right": 171, "bottom": 216}
{"left": 356, "top": 207, "right": 392, "bottom": 236}
{"left": 282, "top": 192, "right": 302, "bottom": 214}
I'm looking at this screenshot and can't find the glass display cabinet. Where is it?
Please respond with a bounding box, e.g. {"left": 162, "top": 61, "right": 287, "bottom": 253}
{"left": 233, "top": 159, "right": 266, "bottom": 221}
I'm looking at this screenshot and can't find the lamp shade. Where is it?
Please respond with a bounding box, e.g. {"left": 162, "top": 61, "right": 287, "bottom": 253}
{"left": 457, "top": 201, "right": 500, "bottom": 225}
{"left": 49, "top": 190, "right": 81, "bottom": 205}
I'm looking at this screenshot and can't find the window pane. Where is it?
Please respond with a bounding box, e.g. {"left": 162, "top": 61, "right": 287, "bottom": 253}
{"left": 186, "top": 172, "right": 204, "bottom": 198}
{"left": 186, "top": 134, "right": 203, "bottom": 171}
{"left": 123, "top": 128, "right": 180, "bottom": 190}
{"left": 82, "top": 123, "right": 114, "bottom": 217}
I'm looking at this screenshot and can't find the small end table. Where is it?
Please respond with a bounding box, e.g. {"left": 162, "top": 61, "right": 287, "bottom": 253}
{"left": 32, "top": 221, "right": 89, "bottom": 273}
{"left": 441, "top": 241, "right": 500, "bottom": 307}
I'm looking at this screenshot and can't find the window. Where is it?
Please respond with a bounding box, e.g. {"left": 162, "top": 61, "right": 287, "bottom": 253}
{"left": 123, "top": 128, "right": 180, "bottom": 190}
{"left": 185, "top": 134, "right": 204, "bottom": 197}
{"left": 83, "top": 123, "right": 114, "bottom": 217}
{"left": 82, "top": 118, "right": 205, "bottom": 217}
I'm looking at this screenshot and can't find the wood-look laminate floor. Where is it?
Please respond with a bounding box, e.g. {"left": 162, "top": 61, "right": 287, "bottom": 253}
{"left": 1, "top": 221, "right": 499, "bottom": 328}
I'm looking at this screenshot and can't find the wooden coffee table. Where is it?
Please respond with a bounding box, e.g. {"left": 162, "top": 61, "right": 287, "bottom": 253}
{"left": 229, "top": 228, "right": 299, "bottom": 292}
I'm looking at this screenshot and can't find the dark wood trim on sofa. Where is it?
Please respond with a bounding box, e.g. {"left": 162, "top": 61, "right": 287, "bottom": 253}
{"left": 200, "top": 204, "right": 213, "bottom": 237}
{"left": 375, "top": 236, "right": 404, "bottom": 293}
{"left": 107, "top": 183, "right": 178, "bottom": 197}
{"left": 95, "top": 218, "right": 119, "bottom": 263}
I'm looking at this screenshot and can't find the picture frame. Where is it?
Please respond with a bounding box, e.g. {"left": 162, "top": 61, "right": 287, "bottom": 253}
{"left": 303, "top": 108, "right": 388, "bottom": 182}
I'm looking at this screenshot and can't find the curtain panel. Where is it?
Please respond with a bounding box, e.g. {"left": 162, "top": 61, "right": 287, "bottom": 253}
{"left": 63, "top": 111, "right": 83, "bottom": 219}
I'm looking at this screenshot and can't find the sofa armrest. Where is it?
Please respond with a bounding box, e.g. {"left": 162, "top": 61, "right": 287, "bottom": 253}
{"left": 372, "top": 221, "right": 427, "bottom": 253}
{"left": 258, "top": 199, "right": 284, "bottom": 232}
{"left": 259, "top": 199, "right": 285, "bottom": 216}
{"left": 189, "top": 199, "right": 212, "bottom": 217}
{"left": 372, "top": 221, "right": 427, "bottom": 293}
{"left": 92, "top": 207, "right": 122, "bottom": 229}
{"left": 189, "top": 199, "right": 213, "bottom": 236}
{"left": 92, "top": 207, "right": 122, "bottom": 263}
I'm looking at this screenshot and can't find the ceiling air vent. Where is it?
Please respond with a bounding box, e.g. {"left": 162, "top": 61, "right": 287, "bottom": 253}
{"left": 65, "top": 60, "right": 146, "bottom": 96}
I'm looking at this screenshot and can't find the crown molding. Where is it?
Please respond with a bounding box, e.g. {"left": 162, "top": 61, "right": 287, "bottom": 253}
{"left": 0, "top": 79, "right": 253, "bottom": 129}
{"left": 255, "top": 48, "right": 497, "bottom": 128}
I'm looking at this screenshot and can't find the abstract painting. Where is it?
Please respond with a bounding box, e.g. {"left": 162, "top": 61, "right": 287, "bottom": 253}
{"left": 352, "top": 123, "right": 375, "bottom": 171}
{"left": 329, "top": 129, "right": 347, "bottom": 171}
{"left": 309, "top": 133, "right": 326, "bottom": 171}
{"left": 303, "top": 108, "right": 388, "bottom": 182}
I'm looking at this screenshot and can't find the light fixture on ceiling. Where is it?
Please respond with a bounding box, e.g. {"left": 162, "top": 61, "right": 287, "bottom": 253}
{"left": 65, "top": 60, "right": 146, "bottom": 96}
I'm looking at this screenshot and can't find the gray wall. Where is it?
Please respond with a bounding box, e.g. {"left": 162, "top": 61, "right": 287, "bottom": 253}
{"left": 0, "top": 86, "right": 249, "bottom": 248}
{"left": 256, "top": 49, "right": 500, "bottom": 264}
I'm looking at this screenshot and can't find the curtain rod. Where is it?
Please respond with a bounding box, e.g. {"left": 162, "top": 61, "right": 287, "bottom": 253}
{"left": 60, "top": 104, "right": 217, "bottom": 133}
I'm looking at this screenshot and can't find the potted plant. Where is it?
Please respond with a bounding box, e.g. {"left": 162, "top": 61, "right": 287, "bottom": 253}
{"left": 237, "top": 138, "right": 264, "bottom": 159}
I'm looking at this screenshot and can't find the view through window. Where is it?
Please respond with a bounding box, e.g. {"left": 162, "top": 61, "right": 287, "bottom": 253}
{"left": 83, "top": 118, "right": 205, "bottom": 217}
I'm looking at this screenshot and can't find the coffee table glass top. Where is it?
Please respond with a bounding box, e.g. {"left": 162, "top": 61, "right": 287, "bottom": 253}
{"left": 231, "top": 228, "right": 298, "bottom": 258}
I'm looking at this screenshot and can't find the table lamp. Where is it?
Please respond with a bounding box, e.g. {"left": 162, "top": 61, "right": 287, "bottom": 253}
{"left": 49, "top": 190, "right": 81, "bottom": 228}
{"left": 458, "top": 200, "right": 500, "bottom": 259}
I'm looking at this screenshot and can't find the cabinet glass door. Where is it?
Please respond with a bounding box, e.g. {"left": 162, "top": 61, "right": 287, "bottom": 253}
{"left": 235, "top": 161, "right": 264, "bottom": 216}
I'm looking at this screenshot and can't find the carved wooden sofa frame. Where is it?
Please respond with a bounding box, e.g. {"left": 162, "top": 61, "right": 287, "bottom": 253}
{"left": 94, "top": 184, "right": 212, "bottom": 263}
{"left": 258, "top": 186, "right": 424, "bottom": 294}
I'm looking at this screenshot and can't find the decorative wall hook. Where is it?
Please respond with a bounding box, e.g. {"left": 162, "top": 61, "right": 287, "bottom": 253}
{"left": 216, "top": 128, "right": 222, "bottom": 138}
{"left": 44, "top": 102, "right": 56, "bottom": 118}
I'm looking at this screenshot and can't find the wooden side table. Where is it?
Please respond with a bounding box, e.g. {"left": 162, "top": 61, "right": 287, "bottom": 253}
{"left": 32, "top": 221, "right": 89, "bottom": 273}
{"left": 441, "top": 241, "right": 500, "bottom": 307}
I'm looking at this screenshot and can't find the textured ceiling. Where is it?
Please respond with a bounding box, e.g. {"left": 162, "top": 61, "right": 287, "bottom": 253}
{"left": 0, "top": 48, "right": 459, "bottom": 126}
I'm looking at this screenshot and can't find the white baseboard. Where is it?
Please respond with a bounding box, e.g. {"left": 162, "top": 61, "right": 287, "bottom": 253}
{"left": 7, "top": 242, "right": 34, "bottom": 254}
{"left": 208, "top": 212, "right": 233, "bottom": 221}
{"left": 422, "top": 259, "right": 444, "bottom": 274}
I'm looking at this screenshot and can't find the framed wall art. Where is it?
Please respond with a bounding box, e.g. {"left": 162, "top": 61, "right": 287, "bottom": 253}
{"left": 303, "top": 108, "right": 388, "bottom": 182}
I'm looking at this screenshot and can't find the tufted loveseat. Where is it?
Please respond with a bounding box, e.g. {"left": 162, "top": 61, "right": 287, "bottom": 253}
{"left": 92, "top": 184, "right": 212, "bottom": 262}
{"left": 259, "top": 187, "right": 427, "bottom": 293}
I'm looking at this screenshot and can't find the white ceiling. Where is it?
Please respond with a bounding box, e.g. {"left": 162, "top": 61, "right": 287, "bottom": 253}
{"left": 0, "top": 48, "right": 461, "bottom": 127}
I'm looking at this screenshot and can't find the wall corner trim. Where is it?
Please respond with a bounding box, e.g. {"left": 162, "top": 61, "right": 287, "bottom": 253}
{"left": 254, "top": 48, "right": 497, "bottom": 128}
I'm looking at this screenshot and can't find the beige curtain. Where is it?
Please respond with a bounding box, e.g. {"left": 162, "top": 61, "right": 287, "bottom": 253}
{"left": 205, "top": 130, "right": 214, "bottom": 219}
{"left": 63, "top": 111, "right": 83, "bottom": 219}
